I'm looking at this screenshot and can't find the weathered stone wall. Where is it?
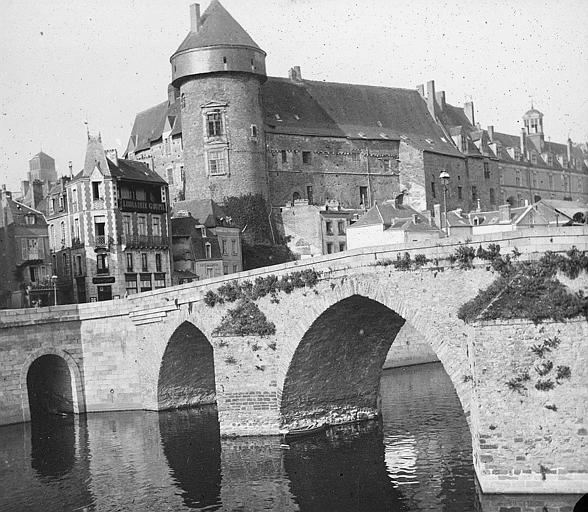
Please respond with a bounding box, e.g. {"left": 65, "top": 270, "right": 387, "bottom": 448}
{"left": 267, "top": 133, "right": 401, "bottom": 208}
{"left": 471, "top": 319, "right": 588, "bottom": 493}
{"left": 383, "top": 321, "right": 439, "bottom": 369}
{"left": 180, "top": 74, "right": 268, "bottom": 203}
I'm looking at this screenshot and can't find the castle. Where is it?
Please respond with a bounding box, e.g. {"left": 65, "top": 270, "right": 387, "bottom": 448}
{"left": 126, "top": 0, "right": 588, "bottom": 217}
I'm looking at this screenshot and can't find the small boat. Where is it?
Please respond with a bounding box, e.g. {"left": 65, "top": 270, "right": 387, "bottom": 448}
{"left": 281, "top": 423, "right": 328, "bottom": 442}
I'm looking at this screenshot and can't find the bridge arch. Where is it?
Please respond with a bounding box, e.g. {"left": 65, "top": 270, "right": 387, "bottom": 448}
{"left": 20, "top": 348, "right": 85, "bottom": 423}
{"left": 277, "top": 276, "right": 474, "bottom": 431}
{"left": 157, "top": 321, "right": 217, "bottom": 410}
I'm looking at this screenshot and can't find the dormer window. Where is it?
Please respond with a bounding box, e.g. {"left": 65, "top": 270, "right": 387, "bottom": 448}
{"left": 206, "top": 111, "right": 223, "bottom": 137}
{"left": 205, "top": 242, "right": 212, "bottom": 259}
{"left": 547, "top": 154, "right": 553, "bottom": 166}
{"left": 514, "top": 148, "right": 521, "bottom": 160}
{"left": 24, "top": 214, "right": 36, "bottom": 225}
{"left": 201, "top": 227, "right": 206, "bottom": 238}
{"left": 531, "top": 152, "right": 537, "bottom": 165}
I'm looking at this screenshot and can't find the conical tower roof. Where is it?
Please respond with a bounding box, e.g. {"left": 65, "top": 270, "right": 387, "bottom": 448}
{"left": 83, "top": 133, "right": 111, "bottom": 178}
{"left": 173, "top": 0, "right": 261, "bottom": 56}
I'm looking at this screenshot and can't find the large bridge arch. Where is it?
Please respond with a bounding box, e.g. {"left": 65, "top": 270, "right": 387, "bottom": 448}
{"left": 157, "top": 321, "right": 217, "bottom": 410}
{"left": 20, "top": 348, "right": 86, "bottom": 423}
{"left": 274, "top": 273, "right": 476, "bottom": 430}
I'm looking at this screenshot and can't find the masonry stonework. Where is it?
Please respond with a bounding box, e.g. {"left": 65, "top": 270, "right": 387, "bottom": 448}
{"left": 1, "top": 226, "right": 587, "bottom": 493}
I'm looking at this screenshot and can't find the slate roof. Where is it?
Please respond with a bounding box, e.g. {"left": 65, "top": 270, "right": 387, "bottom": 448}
{"left": 172, "top": 199, "right": 227, "bottom": 227}
{"left": 2, "top": 198, "right": 47, "bottom": 226}
{"left": 108, "top": 158, "right": 166, "bottom": 185}
{"left": 262, "top": 78, "right": 461, "bottom": 156}
{"left": 125, "top": 101, "right": 174, "bottom": 155}
{"left": 350, "top": 201, "right": 438, "bottom": 233}
{"left": 173, "top": 0, "right": 262, "bottom": 55}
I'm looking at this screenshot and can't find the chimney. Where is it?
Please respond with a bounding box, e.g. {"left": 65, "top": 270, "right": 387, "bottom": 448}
{"left": 68, "top": 161, "right": 73, "bottom": 177}
{"left": 167, "top": 83, "right": 179, "bottom": 105}
{"left": 190, "top": 3, "right": 201, "bottom": 33}
{"left": 435, "top": 91, "right": 446, "bottom": 112}
{"left": 433, "top": 204, "right": 442, "bottom": 228}
{"left": 499, "top": 204, "right": 511, "bottom": 223}
{"left": 426, "top": 80, "right": 437, "bottom": 119}
{"left": 288, "top": 66, "right": 302, "bottom": 81}
{"left": 520, "top": 127, "right": 526, "bottom": 159}
{"left": 464, "top": 100, "right": 475, "bottom": 126}
{"left": 487, "top": 125, "right": 494, "bottom": 141}
{"left": 416, "top": 84, "right": 425, "bottom": 98}
{"left": 567, "top": 138, "right": 573, "bottom": 164}
{"left": 106, "top": 149, "right": 118, "bottom": 165}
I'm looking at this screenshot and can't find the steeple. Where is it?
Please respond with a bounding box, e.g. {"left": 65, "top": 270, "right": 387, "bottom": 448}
{"left": 83, "top": 133, "right": 111, "bottom": 177}
{"left": 522, "top": 106, "right": 545, "bottom": 152}
{"left": 170, "top": 1, "right": 266, "bottom": 87}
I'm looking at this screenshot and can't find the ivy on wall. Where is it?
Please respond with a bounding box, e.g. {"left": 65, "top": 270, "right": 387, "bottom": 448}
{"left": 212, "top": 299, "right": 276, "bottom": 337}
{"left": 458, "top": 246, "right": 588, "bottom": 323}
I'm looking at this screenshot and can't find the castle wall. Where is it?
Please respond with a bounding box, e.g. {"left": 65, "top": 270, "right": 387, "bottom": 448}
{"left": 180, "top": 74, "right": 268, "bottom": 204}
{"left": 267, "top": 134, "right": 401, "bottom": 208}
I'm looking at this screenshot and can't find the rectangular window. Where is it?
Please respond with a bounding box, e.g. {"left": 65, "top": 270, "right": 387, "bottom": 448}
{"left": 138, "top": 216, "right": 147, "bottom": 235}
{"left": 231, "top": 239, "right": 237, "bottom": 255}
{"left": 125, "top": 274, "right": 138, "bottom": 295}
{"left": 325, "top": 221, "right": 334, "bottom": 236}
{"left": 97, "top": 254, "right": 108, "bottom": 274}
{"left": 123, "top": 215, "right": 131, "bottom": 236}
{"left": 126, "top": 253, "right": 134, "bottom": 272}
{"left": 359, "top": 186, "right": 368, "bottom": 206}
{"left": 154, "top": 273, "right": 165, "bottom": 289}
{"left": 208, "top": 150, "right": 227, "bottom": 175}
{"left": 352, "top": 152, "right": 359, "bottom": 163}
{"left": 302, "top": 151, "right": 311, "bottom": 165}
{"left": 141, "top": 253, "right": 148, "bottom": 271}
{"left": 71, "top": 188, "right": 78, "bottom": 212}
{"left": 74, "top": 218, "right": 80, "bottom": 240}
{"left": 471, "top": 186, "right": 478, "bottom": 201}
{"left": 166, "top": 167, "right": 174, "bottom": 185}
{"left": 339, "top": 242, "right": 346, "bottom": 252}
{"left": 531, "top": 153, "right": 537, "bottom": 164}
{"left": 222, "top": 239, "right": 228, "bottom": 255}
{"left": 140, "top": 273, "right": 152, "bottom": 292}
{"left": 155, "top": 253, "right": 162, "bottom": 272}
{"left": 152, "top": 216, "right": 161, "bottom": 236}
{"left": 489, "top": 188, "right": 496, "bottom": 205}
{"left": 307, "top": 185, "right": 313, "bottom": 204}
{"left": 326, "top": 242, "right": 334, "bottom": 254}
{"left": 206, "top": 111, "right": 223, "bottom": 137}
{"left": 381, "top": 158, "right": 390, "bottom": 172}
{"left": 457, "top": 186, "right": 463, "bottom": 200}
{"left": 233, "top": 265, "right": 237, "bottom": 273}
{"left": 92, "top": 182, "right": 100, "bottom": 200}
{"left": 206, "top": 267, "right": 213, "bottom": 278}
{"left": 431, "top": 181, "right": 436, "bottom": 199}
{"left": 250, "top": 124, "right": 258, "bottom": 138}
{"left": 281, "top": 150, "right": 287, "bottom": 164}
{"left": 483, "top": 162, "right": 490, "bottom": 179}
{"left": 223, "top": 264, "right": 229, "bottom": 275}
{"left": 76, "top": 255, "right": 83, "bottom": 276}
{"left": 337, "top": 221, "right": 346, "bottom": 235}
{"left": 549, "top": 175, "right": 553, "bottom": 189}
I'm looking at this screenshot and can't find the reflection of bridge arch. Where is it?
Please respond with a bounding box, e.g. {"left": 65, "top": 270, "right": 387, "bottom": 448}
{"left": 277, "top": 279, "right": 474, "bottom": 431}
{"left": 20, "top": 348, "right": 85, "bottom": 423}
{"left": 158, "top": 321, "right": 216, "bottom": 410}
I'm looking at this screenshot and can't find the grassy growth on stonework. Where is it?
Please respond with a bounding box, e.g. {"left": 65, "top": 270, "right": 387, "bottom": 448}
{"left": 458, "top": 246, "right": 588, "bottom": 323}
{"left": 212, "top": 299, "right": 276, "bottom": 337}
{"left": 203, "top": 269, "right": 321, "bottom": 307}
{"left": 375, "top": 252, "right": 429, "bottom": 270}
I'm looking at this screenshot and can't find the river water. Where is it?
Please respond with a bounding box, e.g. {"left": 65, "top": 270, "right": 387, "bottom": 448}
{"left": 0, "top": 363, "right": 582, "bottom": 511}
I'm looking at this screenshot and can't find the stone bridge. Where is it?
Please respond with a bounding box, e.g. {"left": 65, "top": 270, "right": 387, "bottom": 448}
{"left": 1, "top": 226, "right": 587, "bottom": 494}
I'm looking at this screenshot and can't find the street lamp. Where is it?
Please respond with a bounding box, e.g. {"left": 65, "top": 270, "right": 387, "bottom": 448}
{"left": 439, "top": 170, "right": 450, "bottom": 235}
{"left": 51, "top": 275, "right": 58, "bottom": 306}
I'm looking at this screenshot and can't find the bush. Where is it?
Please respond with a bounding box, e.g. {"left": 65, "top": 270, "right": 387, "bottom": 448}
{"left": 414, "top": 254, "right": 429, "bottom": 267}
{"left": 204, "top": 290, "right": 223, "bottom": 307}
{"left": 213, "top": 299, "right": 276, "bottom": 337}
{"left": 555, "top": 365, "right": 571, "bottom": 381}
{"left": 454, "top": 245, "right": 476, "bottom": 268}
{"left": 457, "top": 250, "right": 588, "bottom": 323}
{"left": 392, "top": 252, "right": 412, "bottom": 271}
{"left": 535, "top": 379, "right": 555, "bottom": 391}
{"left": 217, "top": 281, "right": 243, "bottom": 303}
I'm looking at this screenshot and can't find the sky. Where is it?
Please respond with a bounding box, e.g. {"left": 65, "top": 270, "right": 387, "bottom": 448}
{"left": 1, "top": 0, "right": 587, "bottom": 192}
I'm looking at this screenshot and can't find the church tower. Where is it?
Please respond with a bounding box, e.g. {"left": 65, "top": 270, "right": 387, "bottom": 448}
{"left": 523, "top": 107, "right": 545, "bottom": 152}
{"left": 170, "top": 1, "right": 268, "bottom": 204}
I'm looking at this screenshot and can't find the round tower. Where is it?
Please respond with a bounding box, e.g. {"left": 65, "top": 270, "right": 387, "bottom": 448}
{"left": 170, "top": 1, "right": 268, "bottom": 204}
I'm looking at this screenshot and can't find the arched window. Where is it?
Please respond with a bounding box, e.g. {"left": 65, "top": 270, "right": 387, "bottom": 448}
{"left": 292, "top": 192, "right": 301, "bottom": 203}
{"left": 205, "top": 242, "right": 212, "bottom": 259}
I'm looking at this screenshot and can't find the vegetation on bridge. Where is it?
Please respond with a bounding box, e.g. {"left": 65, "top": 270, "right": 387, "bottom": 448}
{"left": 204, "top": 269, "right": 321, "bottom": 307}
{"left": 458, "top": 246, "right": 588, "bottom": 324}
{"left": 212, "top": 300, "right": 276, "bottom": 337}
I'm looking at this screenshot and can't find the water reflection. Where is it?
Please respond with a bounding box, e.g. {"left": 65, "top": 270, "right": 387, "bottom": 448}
{"left": 284, "top": 421, "right": 410, "bottom": 512}
{"left": 31, "top": 413, "right": 77, "bottom": 479}
{"left": 0, "top": 363, "right": 584, "bottom": 511}
{"left": 159, "top": 405, "right": 222, "bottom": 510}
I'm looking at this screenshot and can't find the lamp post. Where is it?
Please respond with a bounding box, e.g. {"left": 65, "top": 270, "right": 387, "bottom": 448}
{"left": 51, "top": 275, "right": 58, "bottom": 306}
{"left": 439, "top": 170, "right": 450, "bottom": 235}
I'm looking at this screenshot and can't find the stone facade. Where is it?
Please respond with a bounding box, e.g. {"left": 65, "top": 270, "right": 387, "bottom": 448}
{"left": 1, "top": 226, "right": 587, "bottom": 493}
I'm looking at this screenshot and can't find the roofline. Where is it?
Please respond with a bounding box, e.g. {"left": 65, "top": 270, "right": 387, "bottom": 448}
{"left": 171, "top": 43, "right": 267, "bottom": 61}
